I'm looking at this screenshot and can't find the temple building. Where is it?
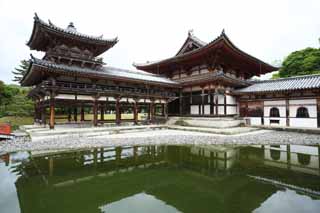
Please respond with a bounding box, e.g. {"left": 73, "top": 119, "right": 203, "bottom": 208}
{"left": 135, "top": 31, "right": 320, "bottom": 128}
{"left": 21, "top": 14, "right": 179, "bottom": 129}
{"left": 22, "top": 14, "right": 320, "bottom": 129}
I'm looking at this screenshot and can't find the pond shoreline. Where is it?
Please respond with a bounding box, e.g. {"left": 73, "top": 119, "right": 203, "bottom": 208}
{"left": 1, "top": 129, "right": 320, "bottom": 153}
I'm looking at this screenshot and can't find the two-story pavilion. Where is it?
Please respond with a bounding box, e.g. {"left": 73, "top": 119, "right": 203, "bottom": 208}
{"left": 134, "top": 30, "right": 277, "bottom": 117}
{"left": 21, "top": 14, "right": 180, "bottom": 129}
{"left": 135, "top": 31, "right": 320, "bottom": 128}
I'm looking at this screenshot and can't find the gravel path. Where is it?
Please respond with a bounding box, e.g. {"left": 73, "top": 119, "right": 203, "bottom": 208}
{"left": 1, "top": 129, "right": 320, "bottom": 153}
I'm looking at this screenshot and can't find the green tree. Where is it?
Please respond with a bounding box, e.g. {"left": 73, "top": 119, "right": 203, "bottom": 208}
{"left": 12, "top": 59, "right": 29, "bottom": 82}
{"left": 0, "top": 83, "right": 33, "bottom": 117}
{"left": 279, "top": 47, "right": 320, "bottom": 78}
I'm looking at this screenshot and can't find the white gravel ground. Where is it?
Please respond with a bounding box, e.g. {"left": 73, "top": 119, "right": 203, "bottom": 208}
{"left": 1, "top": 129, "right": 320, "bottom": 153}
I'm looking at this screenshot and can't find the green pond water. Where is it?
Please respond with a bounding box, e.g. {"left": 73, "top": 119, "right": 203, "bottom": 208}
{"left": 0, "top": 145, "right": 320, "bottom": 213}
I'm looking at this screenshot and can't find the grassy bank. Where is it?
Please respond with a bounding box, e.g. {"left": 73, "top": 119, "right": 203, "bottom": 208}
{"left": 0, "top": 113, "right": 148, "bottom": 130}
{"left": 0, "top": 116, "right": 34, "bottom": 130}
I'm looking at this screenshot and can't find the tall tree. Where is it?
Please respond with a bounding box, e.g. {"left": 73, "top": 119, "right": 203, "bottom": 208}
{"left": 12, "top": 60, "right": 29, "bottom": 82}
{"left": 279, "top": 47, "right": 320, "bottom": 78}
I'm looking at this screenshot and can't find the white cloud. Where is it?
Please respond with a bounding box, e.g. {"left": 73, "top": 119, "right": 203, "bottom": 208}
{"left": 0, "top": 0, "right": 319, "bottom": 83}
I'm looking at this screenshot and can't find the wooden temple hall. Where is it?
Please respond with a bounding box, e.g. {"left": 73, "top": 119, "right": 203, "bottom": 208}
{"left": 22, "top": 14, "right": 320, "bottom": 129}
{"left": 21, "top": 14, "right": 178, "bottom": 129}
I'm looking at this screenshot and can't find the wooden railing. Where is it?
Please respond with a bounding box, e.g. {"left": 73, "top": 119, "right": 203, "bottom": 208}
{"left": 39, "top": 81, "right": 176, "bottom": 97}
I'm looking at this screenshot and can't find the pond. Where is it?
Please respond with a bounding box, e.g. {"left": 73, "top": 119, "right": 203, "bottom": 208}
{"left": 0, "top": 145, "right": 320, "bottom": 213}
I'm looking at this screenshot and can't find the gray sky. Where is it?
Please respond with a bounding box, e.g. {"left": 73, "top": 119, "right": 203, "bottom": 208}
{"left": 0, "top": 0, "right": 319, "bottom": 84}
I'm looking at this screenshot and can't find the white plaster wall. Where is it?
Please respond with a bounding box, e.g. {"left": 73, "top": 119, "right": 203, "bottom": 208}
{"left": 191, "top": 105, "right": 199, "bottom": 115}
{"left": 204, "top": 105, "right": 210, "bottom": 115}
{"left": 200, "top": 68, "right": 209, "bottom": 74}
{"left": 191, "top": 71, "right": 198, "bottom": 76}
{"left": 289, "top": 99, "right": 316, "bottom": 105}
{"left": 227, "top": 106, "right": 237, "bottom": 115}
{"left": 108, "top": 97, "right": 116, "bottom": 102}
{"left": 217, "top": 94, "right": 225, "bottom": 104}
{"left": 218, "top": 106, "right": 224, "bottom": 115}
{"left": 289, "top": 118, "right": 317, "bottom": 128}
{"left": 172, "top": 74, "right": 179, "bottom": 80}
{"left": 264, "top": 100, "right": 286, "bottom": 106}
{"left": 290, "top": 154, "right": 319, "bottom": 168}
{"left": 289, "top": 105, "right": 317, "bottom": 117}
{"left": 55, "top": 94, "right": 76, "bottom": 100}
{"left": 226, "top": 95, "right": 236, "bottom": 104}
{"left": 264, "top": 149, "right": 287, "bottom": 162}
{"left": 98, "top": 96, "right": 107, "bottom": 101}
{"left": 291, "top": 145, "right": 319, "bottom": 155}
{"left": 264, "top": 118, "right": 286, "bottom": 126}
{"left": 180, "top": 73, "right": 187, "bottom": 78}
{"left": 247, "top": 117, "right": 262, "bottom": 125}
{"left": 77, "top": 95, "right": 94, "bottom": 101}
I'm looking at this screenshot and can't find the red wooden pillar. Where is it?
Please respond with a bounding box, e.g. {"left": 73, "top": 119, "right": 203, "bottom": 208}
{"left": 93, "top": 100, "right": 98, "bottom": 126}
{"left": 201, "top": 88, "right": 205, "bottom": 115}
{"left": 164, "top": 101, "right": 168, "bottom": 120}
{"left": 73, "top": 107, "right": 78, "bottom": 122}
{"left": 285, "top": 98, "right": 289, "bottom": 126}
{"left": 116, "top": 97, "right": 121, "bottom": 125}
{"left": 147, "top": 103, "right": 151, "bottom": 122}
{"left": 179, "top": 91, "right": 183, "bottom": 116}
{"left": 80, "top": 106, "right": 85, "bottom": 122}
{"left": 68, "top": 108, "right": 72, "bottom": 122}
{"left": 150, "top": 100, "right": 155, "bottom": 123}
{"left": 133, "top": 100, "right": 138, "bottom": 125}
{"left": 224, "top": 92, "right": 227, "bottom": 115}
{"left": 100, "top": 105, "right": 104, "bottom": 121}
{"left": 49, "top": 93, "right": 55, "bottom": 129}
{"left": 34, "top": 102, "right": 38, "bottom": 123}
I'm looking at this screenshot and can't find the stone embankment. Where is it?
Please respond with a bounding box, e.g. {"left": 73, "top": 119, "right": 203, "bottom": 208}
{"left": 0, "top": 125, "right": 319, "bottom": 152}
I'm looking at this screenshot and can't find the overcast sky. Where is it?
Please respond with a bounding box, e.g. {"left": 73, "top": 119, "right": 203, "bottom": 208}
{"left": 0, "top": 0, "right": 319, "bottom": 84}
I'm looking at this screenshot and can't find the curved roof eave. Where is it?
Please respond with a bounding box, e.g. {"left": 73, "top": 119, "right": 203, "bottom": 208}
{"left": 26, "top": 13, "right": 118, "bottom": 49}
{"left": 134, "top": 31, "right": 278, "bottom": 72}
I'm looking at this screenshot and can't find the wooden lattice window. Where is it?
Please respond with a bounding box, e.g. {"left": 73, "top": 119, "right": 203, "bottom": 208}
{"left": 296, "top": 107, "right": 309, "bottom": 118}
{"left": 270, "top": 107, "right": 280, "bottom": 117}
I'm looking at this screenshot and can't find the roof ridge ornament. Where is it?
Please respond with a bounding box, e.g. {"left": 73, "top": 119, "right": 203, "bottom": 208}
{"left": 34, "top": 12, "right": 39, "bottom": 21}
{"left": 188, "top": 29, "right": 194, "bottom": 37}
{"left": 67, "top": 22, "right": 77, "bottom": 32}
{"left": 221, "top": 29, "right": 225, "bottom": 36}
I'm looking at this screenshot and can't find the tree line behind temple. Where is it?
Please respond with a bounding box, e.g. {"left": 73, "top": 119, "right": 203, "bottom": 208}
{"left": 0, "top": 46, "right": 320, "bottom": 120}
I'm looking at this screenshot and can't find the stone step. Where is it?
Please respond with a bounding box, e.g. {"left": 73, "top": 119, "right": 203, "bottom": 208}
{"left": 167, "top": 117, "right": 244, "bottom": 128}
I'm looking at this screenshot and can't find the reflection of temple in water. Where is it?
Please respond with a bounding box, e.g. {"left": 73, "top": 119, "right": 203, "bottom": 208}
{"left": 249, "top": 145, "right": 320, "bottom": 176}
{"left": 1, "top": 144, "right": 319, "bottom": 213}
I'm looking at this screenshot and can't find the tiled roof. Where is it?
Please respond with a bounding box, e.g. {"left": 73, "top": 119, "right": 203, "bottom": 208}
{"left": 32, "top": 13, "right": 118, "bottom": 43}
{"left": 134, "top": 30, "right": 278, "bottom": 75}
{"left": 235, "top": 74, "right": 320, "bottom": 93}
{"left": 176, "top": 70, "right": 250, "bottom": 87}
{"left": 22, "top": 58, "right": 179, "bottom": 87}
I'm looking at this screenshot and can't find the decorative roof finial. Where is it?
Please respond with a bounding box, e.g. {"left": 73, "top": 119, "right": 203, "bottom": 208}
{"left": 34, "top": 12, "right": 39, "bottom": 20}
{"left": 221, "top": 28, "right": 225, "bottom": 35}
{"left": 188, "top": 29, "right": 194, "bottom": 36}
{"left": 67, "top": 22, "right": 77, "bottom": 32}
